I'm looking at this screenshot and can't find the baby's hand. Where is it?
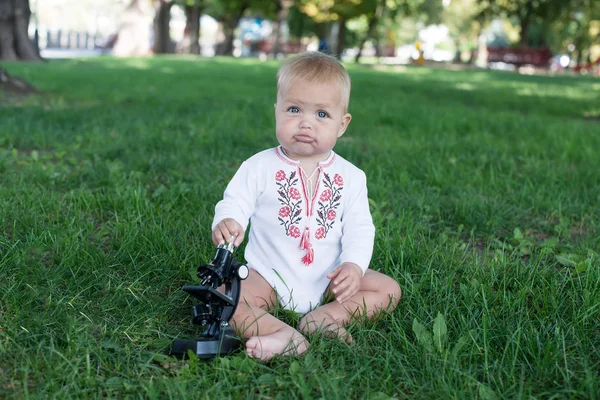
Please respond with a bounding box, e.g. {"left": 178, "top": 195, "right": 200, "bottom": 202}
{"left": 327, "top": 262, "right": 363, "bottom": 303}
{"left": 212, "top": 218, "right": 244, "bottom": 247}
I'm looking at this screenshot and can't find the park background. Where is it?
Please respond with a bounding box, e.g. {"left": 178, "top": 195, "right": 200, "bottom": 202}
{"left": 2, "top": 0, "right": 600, "bottom": 71}
{"left": 1, "top": 0, "right": 600, "bottom": 399}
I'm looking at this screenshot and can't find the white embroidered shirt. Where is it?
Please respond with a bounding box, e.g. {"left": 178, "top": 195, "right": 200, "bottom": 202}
{"left": 212, "top": 146, "right": 375, "bottom": 312}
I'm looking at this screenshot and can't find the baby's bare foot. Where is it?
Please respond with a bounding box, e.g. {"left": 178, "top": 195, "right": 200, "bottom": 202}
{"left": 245, "top": 327, "right": 308, "bottom": 361}
{"left": 299, "top": 317, "right": 353, "bottom": 344}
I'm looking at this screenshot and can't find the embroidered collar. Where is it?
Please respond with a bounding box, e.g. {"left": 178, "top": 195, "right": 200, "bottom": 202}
{"left": 275, "top": 146, "right": 336, "bottom": 168}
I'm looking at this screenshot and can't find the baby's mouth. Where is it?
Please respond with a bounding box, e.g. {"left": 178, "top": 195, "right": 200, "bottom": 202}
{"left": 294, "top": 134, "right": 314, "bottom": 143}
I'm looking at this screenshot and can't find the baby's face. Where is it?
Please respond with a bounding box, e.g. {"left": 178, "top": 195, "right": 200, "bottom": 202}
{"left": 275, "top": 79, "right": 351, "bottom": 163}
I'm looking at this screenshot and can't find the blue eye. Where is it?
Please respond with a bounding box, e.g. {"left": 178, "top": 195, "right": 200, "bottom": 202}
{"left": 288, "top": 107, "right": 300, "bottom": 113}
{"left": 317, "top": 111, "right": 328, "bottom": 118}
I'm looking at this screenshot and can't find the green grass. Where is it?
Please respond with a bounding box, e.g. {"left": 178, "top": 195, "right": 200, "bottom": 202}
{"left": 1, "top": 56, "right": 599, "bottom": 399}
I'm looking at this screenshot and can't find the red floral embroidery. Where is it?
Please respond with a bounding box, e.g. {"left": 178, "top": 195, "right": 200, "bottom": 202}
{"left": 334, "top": 174, "right": 344, "bottom": 186}
{"left": 327, "top": 209, "right": 336, "bottom": 221}
{"left": 275, "top": 170, "right": 286, "bottom": 181}
{"left": 276, "top": 170, "right": 303, "bottom": 237}
{"left": 315, "top": 227, "right": 325, "bottom": 240}
{"left": 289, "top": 225, "right": 301, "bottom": 238}
{"left": 319, "top": 189, "right": 332, "bottom": 202}
{"left": 289, "top": 187, "right": 301, "bottom": 200}
{"left": 315, "top": 172, "right": 343, "bottom": 240}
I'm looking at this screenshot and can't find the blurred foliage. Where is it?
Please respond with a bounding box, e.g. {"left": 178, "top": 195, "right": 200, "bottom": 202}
{"left": 475, "top": 0, "right": 599, "bottom": 52}
{"left": 17, "top": 0, "right": 600, "bottom": 62}
{"left": 443, "top": 0, "right": 485, "bottom": 50}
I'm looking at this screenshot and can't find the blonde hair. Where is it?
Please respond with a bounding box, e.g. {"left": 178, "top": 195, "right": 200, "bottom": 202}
{"left": 276, "top": 51, "right": 351, "bottom": 111}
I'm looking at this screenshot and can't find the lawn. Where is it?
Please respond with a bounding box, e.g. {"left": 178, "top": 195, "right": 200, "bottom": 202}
{"left": 1, "top": 56, "right": 599, "bottom": 399}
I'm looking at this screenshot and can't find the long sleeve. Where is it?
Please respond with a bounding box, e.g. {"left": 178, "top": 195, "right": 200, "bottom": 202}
{"left": 338, "top": 170, "right": 375, "bottom": 274}
{"left": 210, "top": 148, "right": 376, "bottom": 314}
{"left": 212, "top": 160, "right": 260, "bottom": 232}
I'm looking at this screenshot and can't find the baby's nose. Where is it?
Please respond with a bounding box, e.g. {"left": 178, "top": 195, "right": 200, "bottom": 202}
{"left": 298, "top": 118, "right": 312, "bottom": 129}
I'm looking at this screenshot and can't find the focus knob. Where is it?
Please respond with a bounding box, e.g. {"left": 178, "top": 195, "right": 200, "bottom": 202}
{"left": 237, "top": 264, "right": 249, "bottom": 280}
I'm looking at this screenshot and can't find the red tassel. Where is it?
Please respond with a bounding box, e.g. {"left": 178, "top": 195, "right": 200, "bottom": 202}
{"left": 300, "top": 227, "right": 314, "bottom": 265}
{"left": 300, "top": 227, "right": 310, "bottom": 250}
{"left": 301, "top": 245, "right": 314, "bottom": 266}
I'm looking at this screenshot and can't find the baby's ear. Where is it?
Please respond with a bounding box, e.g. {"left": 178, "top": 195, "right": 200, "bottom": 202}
{"left": 337, "top": 113, "right": 352, "bottom": 137}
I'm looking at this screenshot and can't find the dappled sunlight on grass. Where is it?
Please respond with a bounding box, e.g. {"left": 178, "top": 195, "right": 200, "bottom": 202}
{"left": 515, "top": 86, "right": 537, "bottom": 96}
{"left": 583, "top": 111, "right": 600, "bottom": 119}
{"left": 514, "top": 84, "right": 591, "bottom": 101}
{"left": 348, "top": 63, "right": 433, "bottom": 76}
{"left": 6, "top": 57, "right": 595, "bottom": 122}
{"left": 158, "top": 66, "right": 178, "bottom": 74}
{"left": 109, "top": 58, "right": 154, "bottom": 70}
{"left": 369, "top": 64, "right": 409, "bottom": 74}
{"left": 455, "top": 82, "right": 476, "bottom": 91}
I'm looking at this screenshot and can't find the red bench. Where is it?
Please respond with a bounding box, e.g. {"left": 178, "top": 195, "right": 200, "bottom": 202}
{"left": 487, "top": 47, "right": 553, "bottom": 68}
{"left": 573, "top": 57, "right": 600, "bottom": 74}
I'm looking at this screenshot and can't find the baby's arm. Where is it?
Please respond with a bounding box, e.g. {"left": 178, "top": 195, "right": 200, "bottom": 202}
{"left": 211, "top": 160, "right": 260, "bottom": 247}
{"left": 330, "top": 170, "right": 376, "bottom": 302}
{"left": 339, "top": 170, "right": 376, "bottom": 274}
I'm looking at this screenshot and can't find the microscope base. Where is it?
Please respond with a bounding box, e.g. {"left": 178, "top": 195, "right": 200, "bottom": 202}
{"left": 171, "top": 326, "right": 241, "bottom": 359}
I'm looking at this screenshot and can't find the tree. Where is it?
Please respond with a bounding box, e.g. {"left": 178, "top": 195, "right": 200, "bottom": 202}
{"left": 178, "top": 0, "right": 204, "bottom": 54}
{"left": 153, "top": 0, "right": 201, "bottom": 55}
{"left": 296, "top": 0, "right": 338, "bottom": 53}
{"left": 333, "top": 0, "right": 381, "bottom": 57}
{"left": 288, "top": 4, "right": 316, "bottom": 39}
{"left": 272, "top": 0, "right": 294, "bottom": 56}
{"left": 477, "top": 0, "right": 578, "bottom": 47}
{"left": 0, "top": 0, "right": 42, "bottom": 61}
{"left": 443, "top": 0, "right": 486, "bottom": 62}
{"left": 353, "top": 0, "right": 386, "bottom": 62}
{"left": 350, "top": 0, "right": 445, "bottom": 63}
{"left": 549, "top": 0, "right": 600, "bottom": 67}
{"left": 298, "top": 0, "right": 376, "bottom": 57}
{"left": 210, "top": 0, "right": 251, "bottom": 56}
{"left": 153, "top": 0, "right": 175, "bottom": 53}
{"left": 206, "top": 0, "right": 277, "bottom": 56}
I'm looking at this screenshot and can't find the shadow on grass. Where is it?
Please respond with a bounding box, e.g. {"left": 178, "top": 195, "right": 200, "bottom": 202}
{"left": 351, "top": 64, "right": 598, "bottom": 121}
{"left": 2, "top": 57, "right": 597, "bottom": 123}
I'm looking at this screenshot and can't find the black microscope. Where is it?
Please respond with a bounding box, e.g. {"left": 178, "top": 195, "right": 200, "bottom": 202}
{"left": 171, "top": 242, "right": 249, "bottom": 358}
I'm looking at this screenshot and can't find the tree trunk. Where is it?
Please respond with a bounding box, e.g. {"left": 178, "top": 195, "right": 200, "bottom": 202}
{"left": 335, "top": 16, "right": 346, "bottom": 59}
{"left": 216, "top": 1, "right": 249, "bottom": 56}
{"left": 472, "top": 18, "right": 486, "bottom": 67}
{"left": 221, "top": 19, "right": 237, "bottom": 56}
{"left": 354, "top": 0, "right": 386, "bottom": 64}
{"left": 0, "top": 0, "right": 42, "bottom": 61}
{"left": 374, "top": 38, "right": 381, "bottom": 58}
{"left": 315, "top": 22, "right": 329, "bottom": 53}
{"left": 112, "top": 0, "right": 152, "bottom": 57}
{"left": 179, "top": 4, "right": 202, "bottom": 54}
{"left": 272, "top": 0, "right": 292, "bottom": 57}
{"left": 153, "top": 0, "right": 173, "bottom": 54}
{"left": 453, "top": 38, "right": 461, "bottom": 63}
{"left": 518, "top": 1, "right": 533, "bottom": 48}
{"left": 218, "top": 17, "right": 239, "bottom": 56}
{"left": 519, "top": 18, "right": 530, "bottom": 48}
{"left": 576, "top": 48, "right": 583, "bottom": 68}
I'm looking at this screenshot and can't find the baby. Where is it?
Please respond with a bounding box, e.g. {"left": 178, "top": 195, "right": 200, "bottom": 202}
{"left": 212, "top": 51, "right": 401, "bottom": 360}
